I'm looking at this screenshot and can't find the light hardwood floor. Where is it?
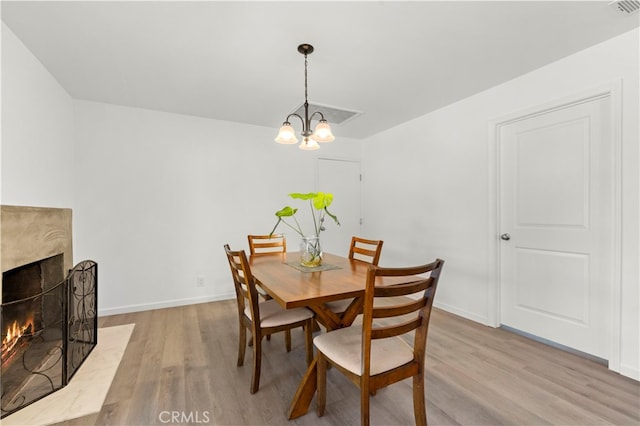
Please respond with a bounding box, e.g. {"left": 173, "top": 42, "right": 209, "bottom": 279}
{"left": 52, "top": 300, "right": 638, "bottom": 426}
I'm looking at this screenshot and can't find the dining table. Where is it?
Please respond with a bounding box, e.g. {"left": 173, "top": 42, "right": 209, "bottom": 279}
{"left": 249, "top": 251, "right": 418, "bottom": 420}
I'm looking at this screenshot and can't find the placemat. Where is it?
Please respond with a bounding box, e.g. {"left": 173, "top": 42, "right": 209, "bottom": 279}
{"left": 286, "top": 261, "right": 342, "bottom": 273}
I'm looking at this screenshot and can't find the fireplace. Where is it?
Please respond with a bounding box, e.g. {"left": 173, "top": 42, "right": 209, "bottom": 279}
{"left": 1, "top": 258, "right": 98, "bottom": 418}
{"left": 0, "top": 205, "right": 97, "bottom": 419}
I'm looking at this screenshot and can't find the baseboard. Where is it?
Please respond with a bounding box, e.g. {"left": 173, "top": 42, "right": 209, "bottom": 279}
{"left": 98, "top": 292, "right": 235, "bottom": 316}
{"left": 500, "top": 324, "right": 609, "bottom": 365}
{"left": 619, "top": 363, "right": 640, "bottom": 381}
{"left": 433, "top": 301, "right": 492, "bottom": 326}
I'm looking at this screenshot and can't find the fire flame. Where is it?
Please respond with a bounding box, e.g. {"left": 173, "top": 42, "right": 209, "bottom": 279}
{"left": 1, "top": 317, "right": 34, "bottom": 356}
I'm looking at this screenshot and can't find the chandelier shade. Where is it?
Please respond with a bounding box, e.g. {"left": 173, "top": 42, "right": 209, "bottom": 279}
{"left": 311, "top": 120, "right": 335, "bottom": 143}
{"left": 275, "top": 43, "right": 335, "bottom": 150}
{"left": 274, "top": 122, "right": 298, "bottom": 144}
{"left": 299, "top": 137, "right": 320, "bottom": 151}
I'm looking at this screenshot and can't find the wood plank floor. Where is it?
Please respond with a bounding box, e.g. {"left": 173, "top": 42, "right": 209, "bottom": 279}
{"left": 51, "top": 300, "right": 639, "bottom": 426}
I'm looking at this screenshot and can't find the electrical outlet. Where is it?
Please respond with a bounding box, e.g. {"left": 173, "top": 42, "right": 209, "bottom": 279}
{"left": 197, "top": 275, "right": 205, "bottom": 288}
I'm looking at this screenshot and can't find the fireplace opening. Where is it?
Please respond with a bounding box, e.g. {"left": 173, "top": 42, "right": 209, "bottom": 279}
{"left": 2, "top": 254, "right": 65, "bottom": 355}
{"left": 1, "top": 259, "right": 97, "bottom": 419}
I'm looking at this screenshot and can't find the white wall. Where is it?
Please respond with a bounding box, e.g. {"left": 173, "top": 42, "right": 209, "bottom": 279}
{"left": 361, "top": 28, "right": 639, "bottom": 379}
{"left": 72, "top": 100, "right": 362, "bottom": 315}
{"left": 1, "top": 23, "right": 75, "bottom": 209}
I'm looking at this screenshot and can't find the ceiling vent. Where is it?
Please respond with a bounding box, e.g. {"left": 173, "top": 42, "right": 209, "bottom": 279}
{"left": 292, "top": 103, "right": 361, "bottom": 126}
{"left": 609, "top": 0, "right": 640, "bottom": 15}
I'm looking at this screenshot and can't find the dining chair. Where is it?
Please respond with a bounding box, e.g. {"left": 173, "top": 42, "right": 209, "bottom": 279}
{"left": 324, "top": 236, "right": 384, "bottom": 316}
{"left": 248, "top": 233, "right": 287, "bottom": 256}
{"left": 224, "top": 244, "right": 314, "bottom": 394}
{"left": 247, "top": 234, "right": 288, "bottom": 343}
{"left": 247, "top": 234, "right": 286, "bottom": 299}
{"left": 348, "top": 236, "right": 384, "bottom": 264}
{"left": 314, "top": 258, "right": 445, "bottom": 426}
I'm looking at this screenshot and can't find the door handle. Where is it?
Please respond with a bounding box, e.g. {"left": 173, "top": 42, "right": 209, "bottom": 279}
{"left": 500, "top": 233, "right": 511, "bottom": 241}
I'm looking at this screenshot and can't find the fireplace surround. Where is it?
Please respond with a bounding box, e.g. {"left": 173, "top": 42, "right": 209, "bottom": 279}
{"left": 1, "top": 205, "right": 74, "bottom": 278}
{"left": 1, "top": 206, "right": 97, "bottom": 418}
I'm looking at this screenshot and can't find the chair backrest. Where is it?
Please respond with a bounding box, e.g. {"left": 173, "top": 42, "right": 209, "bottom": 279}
{"left": 361, "top": 259, "right": 444, "bottom": 375}
{"left": 248, "top": 234, "right": 287, "bottom": 256}
{"left": 348, "top": 236, "right": 383, "bottom": 265}
{"left": 224, "top": 244, "right": 261, "bottom": 327}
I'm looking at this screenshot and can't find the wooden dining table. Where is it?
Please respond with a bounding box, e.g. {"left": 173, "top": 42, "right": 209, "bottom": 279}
{"left": 249, "top": 251, "right": 417, "bottom": 420}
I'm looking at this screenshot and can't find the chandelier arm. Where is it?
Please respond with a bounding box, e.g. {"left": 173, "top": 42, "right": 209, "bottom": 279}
{"left": 285, "top": 113, "right": 307, "bottom": 133}
{"left": 309, "top": 111, "right": 326, "bottom": 122}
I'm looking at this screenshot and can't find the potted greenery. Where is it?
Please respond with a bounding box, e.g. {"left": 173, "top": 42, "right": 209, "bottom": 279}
{"left": 270, "top": 192, "right": 340, "bottom": 267}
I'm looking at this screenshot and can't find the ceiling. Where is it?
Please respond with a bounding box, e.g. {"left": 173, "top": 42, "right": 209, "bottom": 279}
{"left": 2, "top": 1, "right": 638, "bottom": 139}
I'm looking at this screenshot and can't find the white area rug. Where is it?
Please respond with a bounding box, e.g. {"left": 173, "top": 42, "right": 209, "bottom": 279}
{"left": 2, "top": 324, "right": 135, "bottom": 426}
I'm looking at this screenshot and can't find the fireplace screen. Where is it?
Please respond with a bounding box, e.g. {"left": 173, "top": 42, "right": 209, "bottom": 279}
{"left": 1, "top": 259, "right": 97, "bottom": 418}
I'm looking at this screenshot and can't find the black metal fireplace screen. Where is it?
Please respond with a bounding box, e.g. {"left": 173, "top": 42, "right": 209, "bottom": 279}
{"left": 1, "top": 260, "right": 98, "bottom": 419}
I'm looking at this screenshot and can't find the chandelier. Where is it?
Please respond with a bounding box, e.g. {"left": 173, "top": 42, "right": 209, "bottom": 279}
{"left": 274, "top": 44, "right": 335, "bottom": 150}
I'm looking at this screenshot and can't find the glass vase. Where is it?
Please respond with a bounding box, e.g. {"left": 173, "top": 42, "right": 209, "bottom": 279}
{"left": 300, "top": 236, "right": 322, "bottom": 267}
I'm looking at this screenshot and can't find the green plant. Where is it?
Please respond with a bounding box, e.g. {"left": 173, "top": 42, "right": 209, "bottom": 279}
{"left": 269, "top": 192, "right": 340, "bottom": 238}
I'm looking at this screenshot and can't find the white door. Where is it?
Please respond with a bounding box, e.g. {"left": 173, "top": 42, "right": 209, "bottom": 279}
{"left": 317, "top": 158, "right": 361, "bottom": 257}
{"left": 499, "top": 95, "right": 613, "bottom": 359}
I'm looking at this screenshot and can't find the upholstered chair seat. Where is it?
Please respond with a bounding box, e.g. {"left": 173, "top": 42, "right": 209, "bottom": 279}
{"left": 314, "top": 327, "right": 413, "bottom": 376}
{"left": 245, "top": 299, "right": 314, "bottom": 328}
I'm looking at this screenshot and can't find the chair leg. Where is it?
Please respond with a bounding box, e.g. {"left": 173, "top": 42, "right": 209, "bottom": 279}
{"left": 285, "top": 329, "right": 292, "bottom": 352}
{"left": 237, "top": 323, "right": 246, "bottom": 367}
{"left": 304, "top": 320, "right": 313, "bottom": 365}
{"left": 317, "top": 354, "right": 327, "bottom": 417}
{"left": 360, "top": 380, "right": 370, "bottom": 426}
{"left": 250, "top": 335, "right": 270, "bottom": 345}
{"left": 412, "top": 373, "right": 427, "bottom": 426}
{"left": 251, "top": 335, "right": 269, "bottom": 344}
{"left": 250, "top": 335, "right": 262, "bottom": 394}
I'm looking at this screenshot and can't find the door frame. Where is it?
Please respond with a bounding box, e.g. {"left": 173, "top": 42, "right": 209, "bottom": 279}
{"left": 487, "top": 80, "right": 622, "bottom": 372}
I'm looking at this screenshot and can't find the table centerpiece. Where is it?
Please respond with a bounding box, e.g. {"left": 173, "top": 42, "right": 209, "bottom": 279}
{"left": 270, "top": 192, "right": 340, "bottom": 267}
